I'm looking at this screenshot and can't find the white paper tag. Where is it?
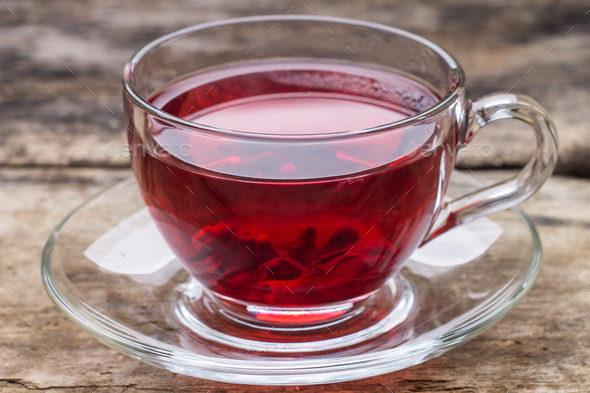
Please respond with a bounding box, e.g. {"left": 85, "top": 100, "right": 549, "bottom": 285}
{"left": 409, "top": 217, "right": 503, "bottom": 267}
{"left": 84, "top": 208, "right": 179, "bottom": 277}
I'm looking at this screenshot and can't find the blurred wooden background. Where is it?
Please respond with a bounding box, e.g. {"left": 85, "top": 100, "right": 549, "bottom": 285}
{"left": 1, "top": 0, "right": 590, "bottom": 392}
{"left": 1, "top": 0, "right": 589, "bottom": 176}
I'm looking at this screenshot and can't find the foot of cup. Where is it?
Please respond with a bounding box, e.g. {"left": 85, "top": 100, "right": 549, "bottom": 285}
{"left": 170, "top": 274, "right": 414, "bottom": 353}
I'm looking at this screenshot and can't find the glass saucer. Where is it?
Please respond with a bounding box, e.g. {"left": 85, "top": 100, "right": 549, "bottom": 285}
{"left": 41, "top": 171, "right": 541, "bottom": 385}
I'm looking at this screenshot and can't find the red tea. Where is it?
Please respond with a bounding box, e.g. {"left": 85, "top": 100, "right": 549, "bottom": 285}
{"left": 129, "top": 61, "right": 457, "bottom": 307}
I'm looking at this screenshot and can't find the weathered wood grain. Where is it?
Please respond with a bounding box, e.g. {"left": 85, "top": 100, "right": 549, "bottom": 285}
{"left": 0, "top": 0, "right": 588, "bottom": 175}
{"left": 2, "top": 1, "right": 590, "bottom": 391}
{"left": 1, "top": 167, "right": 589, "bottom": 392}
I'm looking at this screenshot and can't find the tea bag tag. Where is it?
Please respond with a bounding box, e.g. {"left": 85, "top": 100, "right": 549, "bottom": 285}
{"left": 84, "top": 209, "right": 181, "bottom": 284}
{"left": 410, "top": 217, "right": 503, "bottom": 267}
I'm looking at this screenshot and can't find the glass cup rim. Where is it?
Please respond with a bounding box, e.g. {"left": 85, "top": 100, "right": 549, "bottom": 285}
{"left": 123, "top": 14, "right": 466, "bottom": 140}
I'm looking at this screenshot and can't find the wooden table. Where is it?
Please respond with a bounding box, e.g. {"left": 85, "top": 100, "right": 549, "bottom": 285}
{"left": 1, "top": 1, "right": 589, "bottom": 392}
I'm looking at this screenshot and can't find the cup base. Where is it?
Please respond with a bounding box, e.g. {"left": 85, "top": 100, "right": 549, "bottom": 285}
{"left": 171, "top": 274, "right": 414, "bottom": 353}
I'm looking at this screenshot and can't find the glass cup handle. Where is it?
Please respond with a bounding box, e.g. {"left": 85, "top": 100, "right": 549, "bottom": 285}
{"left": 424, "top": 93, "right": 559, "bottom": 242}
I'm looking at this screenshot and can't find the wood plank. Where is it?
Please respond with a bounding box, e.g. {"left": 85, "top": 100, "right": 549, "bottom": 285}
{"left": 0, "top": 0, "right": 588, "bottom": 176}
{"left": 1, "top": 167, "right": 588, "bottom": 392}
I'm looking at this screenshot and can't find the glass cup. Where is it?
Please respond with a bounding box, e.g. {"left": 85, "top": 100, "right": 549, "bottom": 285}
{"left": 123, "top": 15, "right": 557, "bottom": 345}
